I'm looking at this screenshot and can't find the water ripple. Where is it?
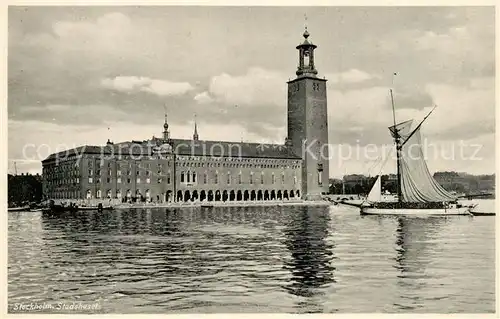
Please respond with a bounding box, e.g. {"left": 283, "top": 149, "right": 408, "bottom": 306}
{"left": 8, "top": 205, "right": 495, "bottom": 313}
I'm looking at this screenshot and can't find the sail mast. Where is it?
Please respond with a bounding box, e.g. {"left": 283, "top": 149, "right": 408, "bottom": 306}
{"left": 390, "top": 89, "right": 402, "bottom": 203}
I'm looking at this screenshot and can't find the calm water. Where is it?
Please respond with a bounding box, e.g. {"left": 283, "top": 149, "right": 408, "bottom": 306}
{"left": 8, "top": 204, "right": 495, "bottom": 313}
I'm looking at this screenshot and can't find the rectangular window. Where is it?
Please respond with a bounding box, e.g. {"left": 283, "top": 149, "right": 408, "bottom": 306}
{"left": 192, "top": 173, "right": 196, "bottom": 183}
{"left": 203, "top": 173, "right": 207, "bottom": 184}
{"left": 117, "top": 170, "right": 121, "bottom": 176}
{"left": 250, "top": 173, "right": 253, "bottom": 184}
{"left": 146, "top": 178, "right": 151, "bottom": 184}
{"left": 106, "top": 177, "right": 110, "bottom": 183}
{"left": 96, "top": 170, "right": 101, "bottom": 175}
{"left": 167, "top": 173, "right": 171, "bottom": 184}
{"left": 117, "top": 177, "right": 122, "bottom": 184}
{"left": 89, "top": 177, "right": 93, "bottom": 184}
{"left": 318, "top": 171, "right": 322, "bottom": 186}
{"left": 238, "top": 174, "right": 242, "bottom": 184}
{"left": 127, "top": 178, "right": 131, "bottom": 184}
{"left": 146, "top": 170, "right": 150, "bottom": 176}
{"left": 181, "top": 173, "right": 185, "bottom": 183}
{"left": 136, "top": 177, "right": 141, "bottom": 183}
{"left": 96, "top": 178, "right": 101, "bottom": 184}
{"left": 261, "top": 173, "right": 264, "bottom": 184}
{"left": 89, "top": 169, "right": 93, "bottom": 175}
{"left": 282, "top": 173, "right": 285, "bottom": 184}
{"left": 227, "top": 173, "right": 231, "bottom": 185}
{"left": 272, "top": 174, "right": 275, "bottom": 184}
{"left": 187, "top": 173, "right": 190, "bottom": 183}
{"left": 215, "top": 174, "right": 218, "bottom": 184}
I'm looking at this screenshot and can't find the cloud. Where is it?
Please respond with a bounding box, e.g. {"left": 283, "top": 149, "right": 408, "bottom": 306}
{"left": 208, "top": 67, "right": 286, "bottom": 107}
{"left": 326, "top": 75, "right": 494, "bottom": 145}
{"left": 326, "top": 69, "right": 381, "bottom": 84}
{"left": 423, "top": 77, "right": 495, "bottom": 139}
{"left": 100, "top": 76, "right": 194, "bottom": 96}
{"left": 194, "top": 91, "right": 214, "bottom": 104}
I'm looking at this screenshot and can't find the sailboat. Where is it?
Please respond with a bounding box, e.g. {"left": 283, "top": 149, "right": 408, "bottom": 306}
{"left": 360, "top": 90, "right": 475, "bottom": 216}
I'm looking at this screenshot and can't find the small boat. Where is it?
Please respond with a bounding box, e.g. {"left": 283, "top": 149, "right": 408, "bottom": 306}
{"left": 360, "top": 89, "right": 474, "bottom": 216}
{"left": 48, "top": 204, "right": 78, "bottom": 213}
{"left": 8, "top": 205, "right": 30, "bottom": 212}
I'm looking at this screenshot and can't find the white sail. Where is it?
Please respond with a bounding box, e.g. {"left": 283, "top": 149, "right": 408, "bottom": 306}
{"left": 367, "top": 175, "right": 381, "bottom": 202}
{"left": 391, "top": 122, "right": 457, "bottom": 203}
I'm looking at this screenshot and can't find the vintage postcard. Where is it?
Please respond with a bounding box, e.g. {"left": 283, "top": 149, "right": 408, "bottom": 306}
{"left": 6, "top": 4, "right": 496, "bottom": 315}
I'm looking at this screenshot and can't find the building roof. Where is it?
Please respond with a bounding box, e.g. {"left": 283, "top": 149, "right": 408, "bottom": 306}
{"left": 42, "top": 138, "right": 301, "bottom": 163}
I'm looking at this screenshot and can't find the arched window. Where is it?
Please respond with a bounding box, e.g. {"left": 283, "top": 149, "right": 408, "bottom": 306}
{"left": 96, "top": 189, "right": 102, "bottom": 199}
{"left": 116, "top": 189, "right": 122, "bottom": 198}
{"left": 187, "top": 171, "right": 191, "bottom": 183}
{"left": 192, "top": 172, "right": 196, "bottom": 183}
{"left": 181, "top": 172, "right": 185, "bottom": 183}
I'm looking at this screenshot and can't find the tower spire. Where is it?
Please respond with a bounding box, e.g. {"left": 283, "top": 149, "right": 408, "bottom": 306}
{"left": 193, "top": 114, "right": 199, "bottom": 141}
{"left": 163, "top": 104, "right": 170, "bottom": 141}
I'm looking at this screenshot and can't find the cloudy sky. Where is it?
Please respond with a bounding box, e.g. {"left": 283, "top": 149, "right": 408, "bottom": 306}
{"left": 8, "top": 6, "right": 495, "bottom": 177}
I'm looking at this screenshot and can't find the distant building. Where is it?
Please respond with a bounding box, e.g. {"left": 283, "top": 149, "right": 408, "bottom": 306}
{"left": 41, "top": 28, "right": 330, "bottom": 203}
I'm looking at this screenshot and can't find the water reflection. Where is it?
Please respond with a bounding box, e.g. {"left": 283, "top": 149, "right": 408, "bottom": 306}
{"left": 282, "top": 206, "right": 335, "bottom": 312}
{"left": 392, "top": 217, "right": 449, "bottom": 311}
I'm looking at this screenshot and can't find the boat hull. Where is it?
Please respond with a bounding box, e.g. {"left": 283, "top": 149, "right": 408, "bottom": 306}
{"left": 8, "top": 206, "right": 30, "bottom": 212}
{"left": 360, "top": 206, "right": 472, "bottom": 216}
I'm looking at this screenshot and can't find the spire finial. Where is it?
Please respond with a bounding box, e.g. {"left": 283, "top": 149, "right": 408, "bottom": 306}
{"left": 303, "top": 13, "right": 309, "bottom": 38}
{"left": 193, "top": 113, "right": 199, "bottom": 141}
{"left": 163, "top": 104, "right": 169, "bottom": 130}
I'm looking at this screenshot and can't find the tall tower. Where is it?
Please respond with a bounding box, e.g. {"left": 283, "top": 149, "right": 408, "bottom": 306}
{"left": 287, "top": 28, "right": 329, "bottom": 200}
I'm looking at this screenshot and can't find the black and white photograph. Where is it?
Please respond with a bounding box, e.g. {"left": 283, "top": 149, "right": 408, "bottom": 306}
{"left": 6, "top": 4, "right": 496, "bottom": 314}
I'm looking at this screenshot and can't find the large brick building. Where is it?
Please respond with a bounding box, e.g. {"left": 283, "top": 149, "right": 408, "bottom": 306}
{"left": 42, "top": 29, "right": 330, "bottom": 203}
